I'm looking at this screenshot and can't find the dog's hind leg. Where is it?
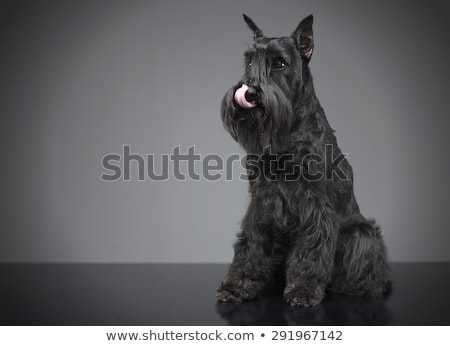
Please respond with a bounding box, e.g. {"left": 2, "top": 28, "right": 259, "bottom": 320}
{"left": 329, "top": 216, "right": 391, "bottom": 297}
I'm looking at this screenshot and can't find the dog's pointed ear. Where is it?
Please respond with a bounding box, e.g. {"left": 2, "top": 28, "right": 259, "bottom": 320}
{"left": 292, "top": 14, "right": 314, "bottom": 62}
{"left": 243, "top": 14, "right": 263, "bottom": 41}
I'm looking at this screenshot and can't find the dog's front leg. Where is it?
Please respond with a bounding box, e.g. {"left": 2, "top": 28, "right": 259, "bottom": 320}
{"left": 283, "top": 205, "right": 338, "bottom": 307}
{"left": 217, "top": 203, "right": 277, "bottom": 303}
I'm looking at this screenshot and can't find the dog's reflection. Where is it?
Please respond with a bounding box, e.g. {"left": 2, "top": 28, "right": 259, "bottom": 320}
{"left": 216, "top": 291, "right": 391, "bottom": 326}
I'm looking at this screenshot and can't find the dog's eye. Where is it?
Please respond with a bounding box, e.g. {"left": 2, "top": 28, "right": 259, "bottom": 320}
{"left": 272, "top": 58, "right": 286, "bottom": 70}
{"left": 247, "top": 59, "right": 252, "bottom": 67}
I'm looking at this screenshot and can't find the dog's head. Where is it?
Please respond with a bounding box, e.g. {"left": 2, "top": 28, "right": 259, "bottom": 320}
{"left": 221, "top": 14, "right": 314, "bottom": 154}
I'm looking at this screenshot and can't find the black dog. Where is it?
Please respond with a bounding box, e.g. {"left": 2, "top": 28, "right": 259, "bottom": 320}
{"left": 217, "top": 14, "right": 390, "bottom": 307}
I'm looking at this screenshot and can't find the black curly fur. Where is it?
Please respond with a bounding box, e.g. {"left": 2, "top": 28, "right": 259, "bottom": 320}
{"left": 217, "top": 14, "right": 390, "bottom": 307}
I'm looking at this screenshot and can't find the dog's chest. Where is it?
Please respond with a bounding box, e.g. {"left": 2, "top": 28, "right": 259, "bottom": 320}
{"left": 253, "top": 180, "right": 299, "bottom": 231}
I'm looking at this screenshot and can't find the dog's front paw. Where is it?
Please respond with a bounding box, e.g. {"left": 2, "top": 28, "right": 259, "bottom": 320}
{"left": 216, "top": 280, "right": 260, "bottom": 303}
{"left": 216, "top": 286, "right": 243, "bottom": 303}
{"left": 283, "top": 284, "right": 324, "bottom": 307}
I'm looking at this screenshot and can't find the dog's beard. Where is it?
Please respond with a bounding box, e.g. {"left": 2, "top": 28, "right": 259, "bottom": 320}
{"left": 221, "top": 83, "right": 295, "bottom": 154}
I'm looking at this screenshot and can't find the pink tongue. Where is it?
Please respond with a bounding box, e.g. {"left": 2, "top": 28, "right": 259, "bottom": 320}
{"left": 234, "top": 84, "right": 256, "bottom": 109}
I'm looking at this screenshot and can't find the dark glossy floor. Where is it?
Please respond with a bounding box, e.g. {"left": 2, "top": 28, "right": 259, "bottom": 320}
{"left": 0, "top": 263, "right": 449, "bottom": 326}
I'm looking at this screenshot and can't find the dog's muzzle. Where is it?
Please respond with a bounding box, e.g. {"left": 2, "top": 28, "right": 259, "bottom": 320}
{"left": 234, "top": 84, "right": 257, "bottom": 109}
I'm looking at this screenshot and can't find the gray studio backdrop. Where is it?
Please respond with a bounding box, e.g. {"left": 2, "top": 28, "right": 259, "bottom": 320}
{"left": 1, "top": 0, "right": 449, "bottom": 262}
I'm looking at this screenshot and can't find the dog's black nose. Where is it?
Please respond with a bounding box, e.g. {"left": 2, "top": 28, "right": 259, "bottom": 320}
{"left": 245, "top": 86, "right": 258, "bottom": 104}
